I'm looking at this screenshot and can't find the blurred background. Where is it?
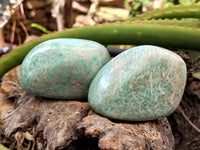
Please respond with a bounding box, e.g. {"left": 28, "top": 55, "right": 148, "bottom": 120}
{"left": 0, "top": 0, "right": 200, "bottom": 48}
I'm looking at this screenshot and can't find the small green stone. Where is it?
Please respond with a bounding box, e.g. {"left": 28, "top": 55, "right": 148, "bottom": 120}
{"left": 19, "top": 38, "right": 110, "bottom": 99}
{"left": 88, "top": 45, "right": 187, "bottom": 121}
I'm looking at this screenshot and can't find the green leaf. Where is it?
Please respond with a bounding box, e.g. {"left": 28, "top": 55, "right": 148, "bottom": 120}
{"left": 133, "top": 3, "right": 141, "bottom": 10}
{"left": 192, "top": 71, "right": 200, "bottom": 80}
{"left": 179, "top": 0, "right": 196, "bottom": 4}
{"left": 31, "top": 23, "right": 52, "bottom": 34}
{"left": 179, "top": 50, "right": 200, "bottom": 62}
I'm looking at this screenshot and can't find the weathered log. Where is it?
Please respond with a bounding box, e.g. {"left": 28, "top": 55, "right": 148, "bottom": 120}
{"left": 4, "top": 94, "right": 90, "bottom": 150}
{"left": 4, "top": 93, "right": 174, "bottom": 150}
{"left": 77, "top": 111, "right": 174, "bottom": 150}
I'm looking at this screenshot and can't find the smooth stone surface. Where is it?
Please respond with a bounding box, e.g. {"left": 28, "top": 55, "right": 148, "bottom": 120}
{"left": 19, "top": 38, "right": 110, "bottom": 99}
{"left": 88, "top": 45, "right": 187, "bottom": 121}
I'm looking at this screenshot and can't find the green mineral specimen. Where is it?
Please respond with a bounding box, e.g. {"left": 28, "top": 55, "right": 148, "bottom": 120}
{"left": 88, "top": 45, "right": 187, "bottom": 121}
{"left": 19, "top": 38, "right": 110, "bottom": 99}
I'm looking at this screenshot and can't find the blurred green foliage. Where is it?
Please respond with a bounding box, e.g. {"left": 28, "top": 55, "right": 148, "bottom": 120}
{"left": 125, "top": 0, "right": 150, "bottom": 17}
{"left": 125, "top": 0, "right": 200, "bottom": 17}
{"left": 164, "top": 0, "right": 200, "bottom": 7}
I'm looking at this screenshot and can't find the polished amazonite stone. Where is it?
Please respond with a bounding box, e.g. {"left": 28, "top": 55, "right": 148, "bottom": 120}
{"left": 88, "top": 45, "right": 187, "bottom": 121}
{"left": 19, "top": 38, "right": 110, "bottom": 99}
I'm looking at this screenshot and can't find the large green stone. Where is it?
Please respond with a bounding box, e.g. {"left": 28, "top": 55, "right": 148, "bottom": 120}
{"left": 19, "top": 38, "right": 110, "bottom": 99}
{"left": 88, "top": 45, "right": 187, "bottom": 121}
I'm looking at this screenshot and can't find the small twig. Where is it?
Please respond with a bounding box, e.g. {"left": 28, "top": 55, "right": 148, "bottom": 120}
{"left": 177, "top": 106, "right": 200, "bottom": 133}
{"left": 0, "top": 81, "right": 20, "bottom": 87}
{"left": 51, "top": 0, "right": 66, "bottom": 31}
{"left": 85, "top": 0, "right": 98, "bottom": 26}
{"left": 31, "top": 127, "right": 37, "bottom": 150}
{"left": 20, "top": 3, "right": 26, "bottom": 20}
{"left": 19, "top": 21, "right": 29, "bottom": 37}
{"left": 88, "top": 0, "right": 99, "bottom": 17}
{"left": 0, "top": 28, "right": 5, "bottom": 48}
{"left": 17, "top": 33, "right": 22, "bottom": 45}
{"left": 11, "top": 21, "right": 16, "bottom": 43}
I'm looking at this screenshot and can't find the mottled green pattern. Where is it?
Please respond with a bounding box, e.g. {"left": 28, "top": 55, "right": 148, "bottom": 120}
{"left": 88, "top": 45, "right": 187, "bottom": 121}
{"left": 19, "top": 39, "right": 110, "bottom": 99}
